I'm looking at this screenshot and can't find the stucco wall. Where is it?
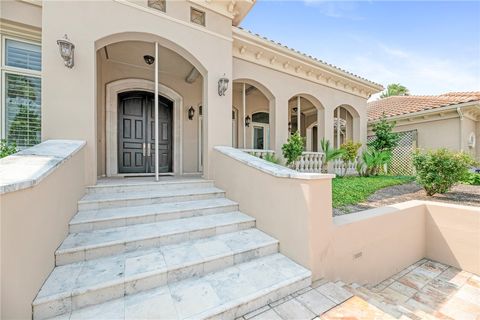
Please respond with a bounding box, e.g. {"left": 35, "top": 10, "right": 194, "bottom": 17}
{"left": 0, "top": 0, "right": 42, "bottom": 28}
{"left": 0, "top": 148, "right": 87, "bottom": 320}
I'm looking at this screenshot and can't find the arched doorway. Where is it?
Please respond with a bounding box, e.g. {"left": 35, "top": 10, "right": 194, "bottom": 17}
{"left": 288, "top": 95, "right": 325, "bottom": 152}
{"left": 333, "top": 105, "right": 360, "bottom": 148}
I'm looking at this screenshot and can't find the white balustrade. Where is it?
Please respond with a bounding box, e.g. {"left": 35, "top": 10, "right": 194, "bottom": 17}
{"left": 241, "top": 149, "right": 276, "bottom": 159}
{"left": 294, "top": 152, "right": 324, "bottom": 173}
{"left": 333, "top": 158, "right": 358, "bottom": 176}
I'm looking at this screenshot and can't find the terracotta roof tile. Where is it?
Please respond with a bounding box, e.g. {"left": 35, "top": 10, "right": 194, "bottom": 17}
{"left": 367, "top": 92, "right": 480, "bottom": 121}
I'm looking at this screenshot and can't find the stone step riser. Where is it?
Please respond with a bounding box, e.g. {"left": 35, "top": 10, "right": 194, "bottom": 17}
{"left": 33, "top": 242, "right": 279, "bottom": 320}
{"left": 78, "top": 191, "right": 225, "bottom": 211}
{"left": 86, "top": 181, "right": 215, "bottom": 195}
{"left": 198, "top": 275, "right": 311, "bottom": 320}
{"left": 70, "top": 203, "right": 239, "bottom": 233}
{"left": 56, "top": 220, "right": 256, "bottom": 266}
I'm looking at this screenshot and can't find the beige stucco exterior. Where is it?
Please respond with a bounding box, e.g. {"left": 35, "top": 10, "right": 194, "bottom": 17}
{"left": 368, "top": 103, "right": 480, "bottom": 161}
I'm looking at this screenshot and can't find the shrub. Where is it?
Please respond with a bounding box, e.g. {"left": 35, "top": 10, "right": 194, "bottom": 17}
{"left": 339, "top": 141, "right": 361, "bottom": 176}
{"left": 263, "top": 152, "right": 280, "bottom": 165}
{"left": 320, "top": 138, "right": 345, "bottom": 173}
{"left": 413, "top": 149, "right": 475, "bottom": 196}
{"left": 0, "top": 139, "right": 17, "bottom": 158}
{"left": 368, "top": 115, "right": 400, "bottom": 152}
{"left": 460, "top": 172, "right": 480, "bottom": 186}
{"left": 282, "top": 131, "right": 304, "bottom": 166}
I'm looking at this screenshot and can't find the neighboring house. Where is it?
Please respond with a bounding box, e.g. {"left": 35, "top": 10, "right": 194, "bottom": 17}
{"left": 368, "top": 92, "right": 480, "bottom": 162}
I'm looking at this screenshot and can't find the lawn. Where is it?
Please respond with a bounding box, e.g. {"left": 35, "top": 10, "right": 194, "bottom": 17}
{"left": 332, "top": 175, "right": 415, "bottom": 208}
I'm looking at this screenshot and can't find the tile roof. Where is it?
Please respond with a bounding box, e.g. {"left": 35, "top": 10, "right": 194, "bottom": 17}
{"left": 367, "top": 92, "right": 480, "bottom": 121}
{"left": 234, "top": 27, "right": 383, "bottom": 89}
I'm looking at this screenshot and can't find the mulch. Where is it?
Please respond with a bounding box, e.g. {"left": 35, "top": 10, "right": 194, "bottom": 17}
{"left": 333, "top": 182, "right": 480, "bottom": 216}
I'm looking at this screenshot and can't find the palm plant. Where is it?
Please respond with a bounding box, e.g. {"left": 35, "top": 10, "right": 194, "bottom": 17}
{"left": 360, "top": 148, "right": 391, "bottom": 176}
{"left": 320, "top": 138, "right": 345, "bottom": 173}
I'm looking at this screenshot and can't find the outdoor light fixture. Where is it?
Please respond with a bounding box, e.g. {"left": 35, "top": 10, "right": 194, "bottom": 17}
{"left": 218, "top": 76, "right": 229, "bottom": 96}
{"left": 57, "top": 34, "right": 75, "bottom": 68}
{"left": 188, "top": 106, "right": 195, "bottom": 120}
{"left": 245, "top": 115, "right": 251, "bottom": 127}
{"left": 288, "top": 121, "right": 292, "bottom": 132}
{"left": 144, "top": 55, "right": 155, "bottom": 65}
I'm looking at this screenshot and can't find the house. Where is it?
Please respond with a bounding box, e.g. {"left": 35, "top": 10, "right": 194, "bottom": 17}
{"left": 368, "top": 92, "right": 480, "bottom": 162}
{"left": 1, "top": 1, "right": 479, "bottom": 320}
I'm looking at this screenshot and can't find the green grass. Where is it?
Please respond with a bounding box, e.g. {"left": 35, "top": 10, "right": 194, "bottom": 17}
{"left": 332, "top": 175, "right": 415, "bottom": 208}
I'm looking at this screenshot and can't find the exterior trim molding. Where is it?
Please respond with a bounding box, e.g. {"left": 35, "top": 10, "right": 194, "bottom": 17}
{"left": 232, "top": 28, "right": 383, "bottom": 98}
{"left": 0, "top": 19, "right": 41, "bottom": 42}
{"left": 105, "top": 78, "right": 184, "bottom": 177}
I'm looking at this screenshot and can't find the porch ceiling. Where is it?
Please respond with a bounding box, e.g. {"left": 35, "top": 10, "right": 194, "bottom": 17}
{"left": 100, "top": 41, "right": 199, "bottom": 81}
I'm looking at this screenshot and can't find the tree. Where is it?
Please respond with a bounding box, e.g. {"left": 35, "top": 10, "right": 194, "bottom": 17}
{"left": 339, "top": 140, "right": 362, "bottom": 176}
{"left": 368, "top": 115, "right": 399, "bottom": 153}
{"left": 320, "top": 138, "right": 345, "bottom": 173}
{"left": 380, "top": 83, "right": 410, "bottom": 98}
{"left": 7, "top": 104, "right": 41, "bottom": 147}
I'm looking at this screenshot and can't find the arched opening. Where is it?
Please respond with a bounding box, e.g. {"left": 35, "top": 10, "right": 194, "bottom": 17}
{"left": 96, "top": 36, "right": 205, "bottom": 177}
{"left": 288, "top": 95, "right": 325, "bottom": 152}
{"left": 333, "top": 104, "right": 360, "bottom": 148}
{"left": 232, "top": 79, "right": 275, "bottom": 150}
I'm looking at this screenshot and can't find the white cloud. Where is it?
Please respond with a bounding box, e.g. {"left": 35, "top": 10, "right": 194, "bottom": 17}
{"left": 303, "top": 0, "right": 365, "bottom": 20}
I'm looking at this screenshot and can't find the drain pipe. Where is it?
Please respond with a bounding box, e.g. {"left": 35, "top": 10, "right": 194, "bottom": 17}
{"left": 457, "top": 107, "right": 464, "bottom": 152}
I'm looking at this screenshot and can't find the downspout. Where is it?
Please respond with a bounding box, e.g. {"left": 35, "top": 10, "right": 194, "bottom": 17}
{"left": 457, "top": 107, "right": 464, "bottom": 152}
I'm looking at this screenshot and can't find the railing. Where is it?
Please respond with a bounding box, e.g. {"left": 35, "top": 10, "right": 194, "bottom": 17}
{"left": 333, "top": 158, "right": 358, "bottom": 176}
{"left": 240, "top": 149, "right": 275, "bottom": 159}
{"left": 295, "top": 152, "right": 324, "bottom": 173}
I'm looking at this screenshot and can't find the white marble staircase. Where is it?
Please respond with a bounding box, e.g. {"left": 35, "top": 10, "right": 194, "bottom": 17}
{"left": 33, "top": 178, "right": 311, "bottom": 320}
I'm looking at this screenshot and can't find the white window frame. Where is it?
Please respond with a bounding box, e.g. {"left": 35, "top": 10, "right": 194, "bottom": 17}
{"left": 1, "top": 35, "right": 42, "bottom": 141}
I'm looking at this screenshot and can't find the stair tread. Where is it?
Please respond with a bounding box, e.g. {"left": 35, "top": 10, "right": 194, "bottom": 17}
{"left": 71, "top": 198, "right": 238, "bottom": 225}
{"left": 35, "top": 229, "right": 278, "bottom": 304}
{"left": 58, "top": 212, "right": 254, "bottom": 253}
{"left": 44, "top": 253, "right": 311, "bottom": 320}
{"left": 79, "top": 187, "right": 224, "bottom": 203}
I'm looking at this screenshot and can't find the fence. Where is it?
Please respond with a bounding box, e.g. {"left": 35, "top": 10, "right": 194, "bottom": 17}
{"left": 294, "top": 152, "right": 324, "bottom": 173}
{"left": 367, "top": 130, "right": 418, "bottom": 176}
{"left": 332, "top": 158, "right": 358, "bottom": 176}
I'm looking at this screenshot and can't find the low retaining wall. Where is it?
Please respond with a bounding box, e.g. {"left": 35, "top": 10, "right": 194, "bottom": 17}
{"left": 0, "top": 140, "right": 87, "bottom": 319}
{"left": 212, "top": 147, "right": 480, "bottom": 286}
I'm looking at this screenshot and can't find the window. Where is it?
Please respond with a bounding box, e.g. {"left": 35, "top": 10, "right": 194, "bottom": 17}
{"left": 147, "top": 0, "right": 166, "bottom": 12}
{"left": 190, "top": 7, "right": 205, "bottom": 26}
{"left": 2, "top": 37, "right": 42, "bottom": 148}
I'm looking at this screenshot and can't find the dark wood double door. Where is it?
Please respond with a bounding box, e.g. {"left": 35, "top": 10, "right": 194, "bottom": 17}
{"left": 118, "top": 91, "right": 173, "bottom": 174}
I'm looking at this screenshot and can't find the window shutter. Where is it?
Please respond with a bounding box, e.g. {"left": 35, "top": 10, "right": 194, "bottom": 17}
{"left": 5, "top": 39, "right": 42, "bottom": 71}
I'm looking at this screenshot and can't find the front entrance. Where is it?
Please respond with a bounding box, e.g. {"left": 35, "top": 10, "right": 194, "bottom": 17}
{"left": 118, "top": 91, "right": 173, "bottom": 174}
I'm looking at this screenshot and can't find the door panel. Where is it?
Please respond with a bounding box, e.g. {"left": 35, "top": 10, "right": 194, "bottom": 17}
{"left": 118, "top": 93, "right": 147, "bottom": 173}
{"left": 118, "top": 92, "right": 173, "bottom": 174}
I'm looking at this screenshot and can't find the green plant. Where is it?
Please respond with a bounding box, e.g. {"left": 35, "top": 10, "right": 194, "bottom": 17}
{"left": 360, "top": 148, "right": 391, "bottom": 176}
{"left": 461, "top": 172, "right": 480, "bottom": 185}
{"left": 0, "top": 139, "right": 17, "bottom": 158}
{"left": 339, "top": 140, "right": 362, "bottom": 176}
{"left": 413, "top": 149, "right": 475, "bottom": 196}
{"left": 281, "top": 131, "right": 304, "bottom": 166}
{"left": 263, "top": 152, "right": 280, "bottom": 165}
{"left": 320, "top": 138, "right": 345, "bottom": 173}
{"left": 380, "top": 83, "right": 410, "bottom": 98}
{"left": 368, "top": 115, "right": 400, "bottom": 153}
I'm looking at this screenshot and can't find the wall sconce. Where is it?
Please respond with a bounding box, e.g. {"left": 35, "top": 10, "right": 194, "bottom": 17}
{"left": 56, "top": 34, "right": 75, "bottom": 68}
{"left": 218, "top": 76, "right": 229, "bottom": 96}
{"left": 188, "top": 106, "right": 195, "bottom": 120}
{"left": 288, "top": 121, "right": 292, "bottom": 132}
{"left": 245, "top": 115, "right": 251, "bottom": 127}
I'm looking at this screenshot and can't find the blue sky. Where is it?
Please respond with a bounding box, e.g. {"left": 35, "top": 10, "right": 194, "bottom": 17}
{"left": 240, "top": 1, "right": 480, "bottom": 97}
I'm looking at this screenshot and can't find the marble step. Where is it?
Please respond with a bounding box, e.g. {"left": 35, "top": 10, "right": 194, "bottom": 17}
{"left": 86, "top": 179, "right": 214, "bottom": 194}
{"left": 56, "top": 212, "right": 255, "bottom": 265}
{"left": 33, "top": 229, "right": 279, "bottom": 320}
{"left": 70, "top": 198, "right": 239, "bottom": 232}
{"left": 77, "top": 187, "right": 226, "bottom": 210}
{"left": 41, "top": 253, "right": 311, "bottom": 320}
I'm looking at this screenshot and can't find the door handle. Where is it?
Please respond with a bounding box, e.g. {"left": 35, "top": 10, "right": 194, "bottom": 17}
{"left": 142, "top": 142, "right": 146, "bottom": 157}
{"left": 147, "top": 143, "right": 151, "bottom": 156}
